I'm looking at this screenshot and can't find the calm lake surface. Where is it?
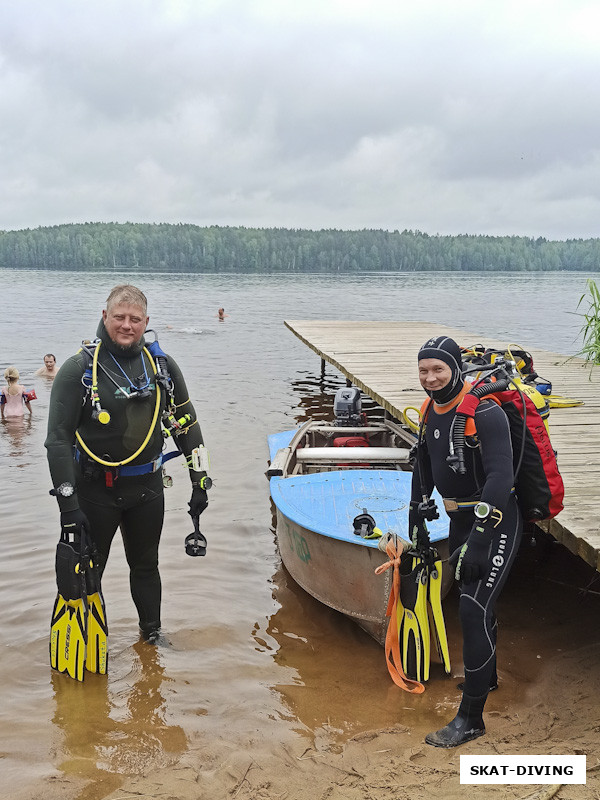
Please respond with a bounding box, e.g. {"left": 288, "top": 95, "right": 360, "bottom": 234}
{"left": 0, "top": 269, "right": 595, "bottom": 799}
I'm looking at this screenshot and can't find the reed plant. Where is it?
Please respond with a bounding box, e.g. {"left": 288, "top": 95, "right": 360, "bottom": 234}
{"left": 574, "top": 278, "right": 600, "bottom": 373}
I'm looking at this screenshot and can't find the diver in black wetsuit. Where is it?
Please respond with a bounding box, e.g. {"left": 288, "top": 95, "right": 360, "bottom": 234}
{"left": 410, "top": 335, "right": 522, "bottom": 748}
{"left": 45, "top": 284, "right": 210, "bottom": 644}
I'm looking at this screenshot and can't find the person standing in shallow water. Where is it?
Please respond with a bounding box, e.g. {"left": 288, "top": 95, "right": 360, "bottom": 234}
{"left": 410, "top": 335, "right": 522, "bottom": 748}
{"left": 35, "top": 353, "right": 59, "bottom": 378}
{"left": 1, "top": 366, "right": 33, "bottom": 419}
{"left": 45, "top": 284, "right": 210, "bottom": 643}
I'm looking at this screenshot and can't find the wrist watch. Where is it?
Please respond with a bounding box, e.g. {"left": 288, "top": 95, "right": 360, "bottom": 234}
{"left": 56, "top": 482, "right": 75, "bottom": 498}
{"left": 193, "top": 476, "right": 213, "bottom": 491}
{"left": 474, "top": 501, "right": 492, "bottom": 520}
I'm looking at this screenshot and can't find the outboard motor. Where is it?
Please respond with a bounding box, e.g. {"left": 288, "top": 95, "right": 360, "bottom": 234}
{"left": 333, "top": 387, "right": 363, "bottom": 426}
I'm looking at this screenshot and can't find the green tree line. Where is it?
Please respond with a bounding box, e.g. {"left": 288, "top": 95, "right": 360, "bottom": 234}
{"left": 0, "top": 222, "right": 598, "bottom": 272}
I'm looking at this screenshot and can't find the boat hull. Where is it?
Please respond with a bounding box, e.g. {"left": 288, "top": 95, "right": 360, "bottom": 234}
{"left": 276, "top": 507, "right": 390, "bottom": 643}
{"left": 270, "top": 468, "right": 451, "bottom": 645}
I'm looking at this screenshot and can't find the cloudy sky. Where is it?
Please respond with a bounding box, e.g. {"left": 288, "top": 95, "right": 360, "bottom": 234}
{"left": 1, "top": 0, "right": 598, "bottom": 238}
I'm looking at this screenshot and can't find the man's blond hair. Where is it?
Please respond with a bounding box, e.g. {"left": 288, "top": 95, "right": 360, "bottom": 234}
{"left": 105, "top": 285, "right": 148, "bottom": 314}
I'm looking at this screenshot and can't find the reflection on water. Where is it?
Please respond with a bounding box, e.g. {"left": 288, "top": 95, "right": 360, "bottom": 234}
{"left": 51, "top": 640, "right": 186, "bottom": 800}
{"left": 290, "top": 368, "right": 385, "bottom": 424}
{"left": 0, "top": 416, "right": 33, "bottom": 459}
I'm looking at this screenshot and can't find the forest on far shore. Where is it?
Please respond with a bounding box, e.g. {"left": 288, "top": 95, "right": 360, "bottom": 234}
{"left": 0, "top": 222, "right": 598, "bottom": 273}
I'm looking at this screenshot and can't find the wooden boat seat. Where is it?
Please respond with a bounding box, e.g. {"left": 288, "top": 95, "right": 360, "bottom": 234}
{"left": 295, "top": 447, "right": 409, "bottom": 463}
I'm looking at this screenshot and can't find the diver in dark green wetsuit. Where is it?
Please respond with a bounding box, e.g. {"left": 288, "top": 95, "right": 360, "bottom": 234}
{"left": 46, "top": 284, "right": 209, "bottom": 646}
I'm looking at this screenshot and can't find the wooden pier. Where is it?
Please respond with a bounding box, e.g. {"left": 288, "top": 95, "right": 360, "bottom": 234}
{"left": 285, "top": 320, "right": 600, "bottom": 573}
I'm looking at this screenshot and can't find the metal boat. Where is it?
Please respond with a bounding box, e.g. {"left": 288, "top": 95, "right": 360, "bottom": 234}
{"left": 267, "top": 388, "right": 451, "bottom": 645}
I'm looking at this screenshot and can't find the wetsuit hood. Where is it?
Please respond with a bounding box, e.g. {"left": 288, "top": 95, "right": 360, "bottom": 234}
{"left": 418, "top": 335, "right": 464, "bottom": 404}
{"left": 96, "top": 318, "right": 146, "bottom": 358}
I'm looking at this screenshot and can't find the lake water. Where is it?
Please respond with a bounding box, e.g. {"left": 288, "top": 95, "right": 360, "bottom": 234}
{"left": 0, "top": 269, "right": 595, "bottom": 800}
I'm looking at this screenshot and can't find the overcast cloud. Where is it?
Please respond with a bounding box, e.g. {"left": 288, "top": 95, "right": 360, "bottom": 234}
{"left": 0, "top": 0, "right": 598, "bottom": 238}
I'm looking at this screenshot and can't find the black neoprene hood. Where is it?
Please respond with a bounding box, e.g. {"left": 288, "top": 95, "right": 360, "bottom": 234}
{"left": 417, "top": 335, "right": 464, "bottom": 403}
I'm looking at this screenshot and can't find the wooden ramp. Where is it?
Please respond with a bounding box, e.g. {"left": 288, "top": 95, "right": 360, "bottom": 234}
{"left": 285, "top": 320, "right": 600, "bottom": 573}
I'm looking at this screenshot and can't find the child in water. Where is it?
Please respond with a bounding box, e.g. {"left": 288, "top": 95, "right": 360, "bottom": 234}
{"left": 1, "top": 367, "right": 34, "bottom": 419}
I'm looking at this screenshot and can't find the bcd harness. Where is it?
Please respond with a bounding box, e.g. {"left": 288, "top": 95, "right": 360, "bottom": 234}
{"left": 415, "top": 356, "right": 564, "bottom": 523}
{"left": 76, "top": 331, "right": 195, "bottom": 484}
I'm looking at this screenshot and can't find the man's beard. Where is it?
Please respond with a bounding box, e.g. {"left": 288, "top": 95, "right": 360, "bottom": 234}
{"left": 112, "top": 337, "right": 143, "bottom": 356}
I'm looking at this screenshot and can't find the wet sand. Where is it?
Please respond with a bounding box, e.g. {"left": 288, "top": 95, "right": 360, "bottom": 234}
{"left": 78, "top": 641, "right": 600, "bottom": 800}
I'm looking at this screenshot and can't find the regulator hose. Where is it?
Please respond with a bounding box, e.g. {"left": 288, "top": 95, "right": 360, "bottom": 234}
{"left": 447, "top": 378, "right": 510, "bottom": 475}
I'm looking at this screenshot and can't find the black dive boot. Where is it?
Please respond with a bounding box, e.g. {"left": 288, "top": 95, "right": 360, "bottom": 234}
{"left": 425, "top": 692, "right": 487, "bottom": 748}
{"left": 140, "top": 620, "right": 165, "bottom": 645}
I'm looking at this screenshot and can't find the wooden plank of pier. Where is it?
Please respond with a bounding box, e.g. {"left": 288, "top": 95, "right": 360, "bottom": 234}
{"left": 285, "top": 320, "right": 600, "bottom": 573}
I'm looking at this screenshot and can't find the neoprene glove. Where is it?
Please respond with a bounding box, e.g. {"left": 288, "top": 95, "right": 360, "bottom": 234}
{"left": 60, "top": 508, "right": 90, "bottom": 540}
{"left": 188, "top": 486, "right": 208, "bottom": 517}
{"left": 449, "top": 523, "right": 491, "bottom": 584}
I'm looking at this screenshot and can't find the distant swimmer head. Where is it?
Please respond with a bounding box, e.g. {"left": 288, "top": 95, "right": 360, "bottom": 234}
{"left": 4, "top": 365, "right": 19, "bottom": 383}
{"left": 417, "top": 335, "right": 464, "bottom": 403}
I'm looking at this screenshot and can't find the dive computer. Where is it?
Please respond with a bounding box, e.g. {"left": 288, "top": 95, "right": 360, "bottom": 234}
{"left": 474, "top": 501, "right": 492, "bottom": 520}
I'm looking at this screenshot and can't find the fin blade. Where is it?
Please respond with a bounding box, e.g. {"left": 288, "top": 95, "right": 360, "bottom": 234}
{"left": 50, "top": 596, "right": 88, "bottom": 682}
{"left": 427, "top": 558, "right": 451, "bottom": 673}
{"left": 86, "top": 592, "right": 108, "bottom": 674}
{"left": 399, "top": 559, "right": 430, "bottom": 682}
{"left": 49, "top": 594, "right": 66, "bottom": 671}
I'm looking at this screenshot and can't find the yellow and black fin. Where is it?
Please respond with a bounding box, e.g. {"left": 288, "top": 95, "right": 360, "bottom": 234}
{"left": 50, "top": 539, "right": 88, "bottom": 682}
{"left": 426, "top": 552, "right": 451, "bottom": 674}
{"left": 397, "top": 554, "right": 431, "bottom": 682}
{"left": 85, "top": 553, "right": 108, "bottom": 675}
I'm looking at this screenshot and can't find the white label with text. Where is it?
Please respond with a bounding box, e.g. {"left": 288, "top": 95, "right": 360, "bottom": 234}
{"left": 460, "top": 755, "right": 586, "bottom": 784}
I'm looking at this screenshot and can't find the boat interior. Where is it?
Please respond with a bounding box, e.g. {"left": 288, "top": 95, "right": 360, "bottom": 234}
{"left": 281, "top": 418, "right": 414, "bottom": 476}
{"left": 267, "top": 387, "right": 418, "bottom": 478}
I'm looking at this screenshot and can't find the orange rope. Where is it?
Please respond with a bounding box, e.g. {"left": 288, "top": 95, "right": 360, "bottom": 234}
{"left": 375, "top": 539, "right": 425, "bottom": 694}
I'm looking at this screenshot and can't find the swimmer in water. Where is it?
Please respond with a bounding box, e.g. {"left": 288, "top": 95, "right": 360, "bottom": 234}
{"left": 35, "top": 353, "right": 59, "bottom": 378}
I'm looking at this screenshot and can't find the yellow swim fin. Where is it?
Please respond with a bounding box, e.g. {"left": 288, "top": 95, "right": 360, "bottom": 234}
{"left": 85, "top": 552, "right": 108, "bottom": 675}
{"left": 395, "top": 547, "right": 450, "bottom": 683}
{"left": 547, "top": 394, "right": 584, "bottom": 408}
{"left": 427, "top": 552, "right": 451, "bottom": 674}
{"left": 398, "top": 555, "right": 431, "bottom": 682}
{"left": 50, "top": 538, "right": 88, "bottom": 682}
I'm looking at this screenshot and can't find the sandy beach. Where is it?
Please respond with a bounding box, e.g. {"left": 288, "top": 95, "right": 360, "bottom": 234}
{"left": 17, "top": 640, "right": 599, "bottom": 800}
